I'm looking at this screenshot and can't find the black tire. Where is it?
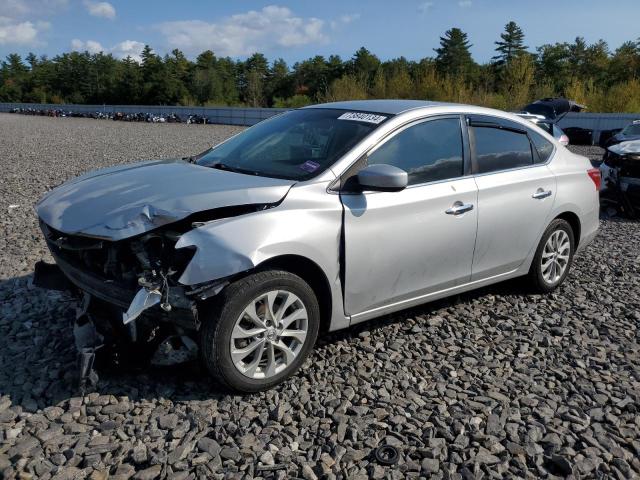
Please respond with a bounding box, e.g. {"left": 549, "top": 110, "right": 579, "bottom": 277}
{"left": 199, "top": 270, "right": 320, "bottom": 392}
{"left": 528, "top": 218, "right": 575, "bottom": 293}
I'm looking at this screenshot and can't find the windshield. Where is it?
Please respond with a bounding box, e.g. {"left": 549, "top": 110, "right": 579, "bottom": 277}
{"left": 622, "top": 123, "right": 640, "bottom": 136}
{"left": 197, "top": 108, "right": 387, "bottom": 180}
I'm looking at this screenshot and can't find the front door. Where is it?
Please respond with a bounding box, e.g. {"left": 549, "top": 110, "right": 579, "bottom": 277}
{"left": 340, "top": 116, "right": 478, "bottom": 317}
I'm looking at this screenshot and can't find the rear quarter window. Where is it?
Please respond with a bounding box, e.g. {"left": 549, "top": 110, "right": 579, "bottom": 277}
{"left": 529, "top": 129, "right": 555, "bottom": 163}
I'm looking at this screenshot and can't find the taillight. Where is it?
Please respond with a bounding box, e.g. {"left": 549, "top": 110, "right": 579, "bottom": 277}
{"left": 587, "top": 168, "right": 601, "bottom": 191}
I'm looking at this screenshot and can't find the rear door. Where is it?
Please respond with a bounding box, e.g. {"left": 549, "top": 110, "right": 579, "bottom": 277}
{"left": 340, "top": 116, "right": 478, "bottom": 316}
{"left": 468, "top": 115, "right": 556, "bottom": 280}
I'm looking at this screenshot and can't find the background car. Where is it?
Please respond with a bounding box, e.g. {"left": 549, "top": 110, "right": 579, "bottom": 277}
{"left": 520, "top": 97, "right": 586, "bottom": 121}
{"left": 562, "top": 126, "right": 595, "bottom": 145}
{"left": 602, "top": 120, "right": 640, "bottom": 148}
{"left": 600, "top": 139, "right": 640, "bottom": 217}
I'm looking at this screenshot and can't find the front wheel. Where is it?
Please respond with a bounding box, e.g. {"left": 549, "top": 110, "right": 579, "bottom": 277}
{"left": 199, "top": 270, "right": 320, "bottom": 392}
{"left": 528, "top": 219, "right": 575, "bottom": 293}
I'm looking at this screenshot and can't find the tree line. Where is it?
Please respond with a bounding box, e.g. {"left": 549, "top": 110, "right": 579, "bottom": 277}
{"left": 1, "top": 22, "right": 639, "bottom": 112}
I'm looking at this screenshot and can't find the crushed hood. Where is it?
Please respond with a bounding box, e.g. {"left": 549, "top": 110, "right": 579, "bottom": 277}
{"left": 608, "top": 140, "right": 640, "bottom": 156}
{"left": 36, "top": 159, "right": 295, "bottom": 240}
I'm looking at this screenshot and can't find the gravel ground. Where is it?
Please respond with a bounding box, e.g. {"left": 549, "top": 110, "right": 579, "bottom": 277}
{"left": 1, "top": 113, "right": 639, "bottom": 480}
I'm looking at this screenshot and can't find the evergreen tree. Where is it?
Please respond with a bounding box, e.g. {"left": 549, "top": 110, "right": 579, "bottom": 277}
{"left": 242, "top": 53, "right": 269, "bottom": 106}
{"left": 115, "top": 56, "right": 142, "bottom": 104}
{"left": 434, "top": 28, "right": 475, "bottom": 77}
{"left": 493, "top": 21, "right": 528, "bottom": 66}
{"left": 349, "top": 47, "right": 380, "bottom": 86}
{"left": 140, "top": 45, "right": 167, "bottom": 104}
{"left": 0, "top": 31, "right": 638, "bottom": 112}
{"left": 266, "top": 58, "right": 294, "bottom": 106}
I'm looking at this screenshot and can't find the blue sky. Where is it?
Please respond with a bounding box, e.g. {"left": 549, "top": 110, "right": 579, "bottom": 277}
{"left": 1, "top": 0, "right": 639, "bottom": 64}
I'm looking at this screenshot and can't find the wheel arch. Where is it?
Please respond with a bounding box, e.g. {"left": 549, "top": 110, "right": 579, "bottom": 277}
{"left": 554, "top": 211, "right": 581, "bottom": 247}
{"left": 256, "top": 254, "right": 333, "bottom": 333}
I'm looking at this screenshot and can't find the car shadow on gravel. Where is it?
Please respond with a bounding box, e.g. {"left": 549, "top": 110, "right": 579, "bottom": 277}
{"left": 318, "top": 276, "right": 531, "bottom": 347}
{"left": 0, "top": 270, "right": 535, "bottom": 412}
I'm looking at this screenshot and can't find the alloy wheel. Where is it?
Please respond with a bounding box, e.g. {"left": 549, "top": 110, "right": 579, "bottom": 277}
{"left": 541, "top": 229, "right": 570, "bottom": 284}
{"left": 230, "top": 290, "right": 308, "bottom": 379}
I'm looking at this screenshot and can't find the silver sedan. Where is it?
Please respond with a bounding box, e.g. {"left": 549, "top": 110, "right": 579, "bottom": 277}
{"left": 36, "top": 100, "right": 600, "bottom": 392}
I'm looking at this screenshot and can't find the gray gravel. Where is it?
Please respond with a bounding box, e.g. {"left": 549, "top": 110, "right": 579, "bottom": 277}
{"left": 1, "top": 113, "right": 639, "bottom": 479}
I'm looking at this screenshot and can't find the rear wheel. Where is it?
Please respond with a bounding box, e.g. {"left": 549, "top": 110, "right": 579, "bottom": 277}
{"left": 528, "top": 219, "right": 575, "bottom": 293}
{"left": 199, "top": 270, "right": 319, "bottom": 392}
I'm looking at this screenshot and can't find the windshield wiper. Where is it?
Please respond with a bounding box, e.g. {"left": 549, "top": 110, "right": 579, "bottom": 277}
{"left": 210, "top": 162, "right": 261, "bottom": 176}
{"left": 183, "top": 148, "right": 212, "bottom": 164}
{"left": 211, "top": 162, "right": 240, "bottom": 172}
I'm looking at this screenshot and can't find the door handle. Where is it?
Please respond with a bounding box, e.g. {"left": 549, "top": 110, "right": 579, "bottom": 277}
{"left": 445, "top": 202, "right": 474, "bottom": 215}
{"left": 532, "top": 188, "right": 552, "bottom": 199}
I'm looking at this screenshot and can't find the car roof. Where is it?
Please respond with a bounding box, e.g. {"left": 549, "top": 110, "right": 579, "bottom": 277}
{"left": 304, "top": 99, "right": 457, "bottom": 115}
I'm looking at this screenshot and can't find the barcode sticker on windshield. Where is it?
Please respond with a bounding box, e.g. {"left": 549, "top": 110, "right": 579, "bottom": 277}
{"left": 338, "top": 112, "right": 387, "bottom": 124}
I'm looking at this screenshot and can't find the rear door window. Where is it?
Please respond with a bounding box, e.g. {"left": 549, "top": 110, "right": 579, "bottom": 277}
{"left": 472, "top": 126, "right": 534, "bottom": 174}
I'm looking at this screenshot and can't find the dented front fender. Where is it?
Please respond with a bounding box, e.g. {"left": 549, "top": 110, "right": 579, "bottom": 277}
{"left": 174, "top": 182, "right": 350, "bottom": 331}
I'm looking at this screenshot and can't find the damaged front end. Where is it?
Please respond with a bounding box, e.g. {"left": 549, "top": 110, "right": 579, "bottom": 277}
{"left": 33, "top": 208, "right": 264, "bottom": 391}
{"left": 600, "top": 141, "right": 640, "bottom": 218}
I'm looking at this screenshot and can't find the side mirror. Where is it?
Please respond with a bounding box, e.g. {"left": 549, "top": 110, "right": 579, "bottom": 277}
{"left": 356, "top": 164, "right": 408, "bottom": 192}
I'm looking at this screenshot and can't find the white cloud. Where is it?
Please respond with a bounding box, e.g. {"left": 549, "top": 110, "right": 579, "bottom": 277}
{"left": 70, "top": 38, "right": 104, "bottom": 53}
{"left": 0, "top": 0, "right": 64, "bottom": 46}
{"left": 157, "top": 5, "right": 328, "bottom": 56}
{"left": 330, "top": 13, "right": 360, "bottom": 29}
{"left": 83, "top": 0, "right": 115, "bottom": 20}
{"left": 0, "top": 16, "right": 49, "bottom": 45}
{"left": 70, "top": 38, "right": 145, "bottom": 62}
{"left": 111, "top": 40, "right": 145, "bottom": 62}
{"left": 418, "top": 1, "right": 434, "bottom": 13}
{"left": 458, "top": 0, "right": 472, "bottom": 6}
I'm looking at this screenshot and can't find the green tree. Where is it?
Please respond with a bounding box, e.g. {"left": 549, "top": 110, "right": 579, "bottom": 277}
{"left": 370, "top": 67, "right": 386, "bottom": 98}
{"left": 140, "top": 45, "right": 169, "bottom": 104}
{"left": 322, "top": 74, "right": 367, "bottom": 102}
{"left": 265, "top": 59, "right": 294, "bottom": 106}
{"left": 241, "top": 53, "right": 269, "bottom": 106}
{"left": 500, "top": 54, "right": 535, "bottom": 110}
{"left": 493, "top": 21, "right": 528, "bottom": 66}
{"left": 609, "top": 40, "right": 640, "bottom": 84}
{"left": 434, "top": 28, "right": 475, "bottom": 78}
{"left": 164, "top": 49, "right": 192, "bottom": 104}
{"left": 349, "top": 47, "right": 380, "bottom": 86}
{"left": 535, "top": 42, "right": 571, "bottom": 92}
{"left": 192, "top": 50, "right": 221, "bottom": 104}
{"left": 0, "top": 54, "right": 28, "bottom": 101}
{"left": 115, "top": 56, "right": 142, "bottom": 104}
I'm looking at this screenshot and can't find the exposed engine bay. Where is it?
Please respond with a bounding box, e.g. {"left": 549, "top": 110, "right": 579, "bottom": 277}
{"left": 33, "top": 204, "right": 272, "bottom": 391}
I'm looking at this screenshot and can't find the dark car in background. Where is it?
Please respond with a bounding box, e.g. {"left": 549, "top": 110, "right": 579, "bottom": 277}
{"left": 519, "top": 97, "right": 587, "bottom": 144}
{"left": 600, "top": 139, "right": 640, "bottom": 218}
{"left": 602, "top": 120, "right": 640, "bottom": 148}
{"left": 563, "top": 126, "right": 595, "bottom": 146}
{"left": 520, "top": 98, "right": 586, "bottom": 121}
